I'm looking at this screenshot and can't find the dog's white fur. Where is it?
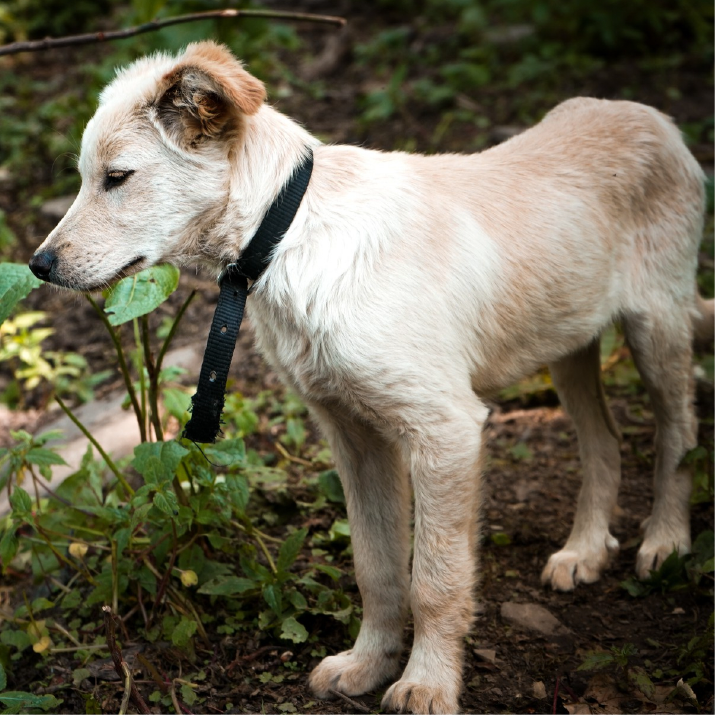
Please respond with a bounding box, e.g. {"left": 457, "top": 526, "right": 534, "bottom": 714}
{"left": 33, "top": 42, "right": 713, "bottom": 714}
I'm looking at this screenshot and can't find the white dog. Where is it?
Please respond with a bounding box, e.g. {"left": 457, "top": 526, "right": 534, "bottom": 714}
{"left": 30, "top": 42, "right": 712, "bottom": 714}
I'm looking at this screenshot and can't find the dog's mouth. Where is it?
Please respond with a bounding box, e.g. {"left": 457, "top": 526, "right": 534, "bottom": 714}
{"left": 66, "top": 256, "right": 147, "bottom": 293}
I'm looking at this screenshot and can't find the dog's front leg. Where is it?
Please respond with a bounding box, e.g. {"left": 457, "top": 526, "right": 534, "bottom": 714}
{"left": 308, "top": 407, "right": 411, "bottom": 698}
{"left": 382, "top": 398, "right": 487, "bottom": 715}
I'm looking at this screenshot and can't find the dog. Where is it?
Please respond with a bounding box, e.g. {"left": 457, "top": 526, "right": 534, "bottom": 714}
{"left": 30, "top": 41, "right": 713, "bottom": 714}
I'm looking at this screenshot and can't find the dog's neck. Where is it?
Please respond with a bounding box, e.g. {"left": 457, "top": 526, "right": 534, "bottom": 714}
{"left": 203, "top": 105, "right": 319, "bottom": 273}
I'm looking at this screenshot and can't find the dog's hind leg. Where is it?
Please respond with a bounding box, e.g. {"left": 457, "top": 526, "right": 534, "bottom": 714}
{"left": 382, "top": 395, "right": 486, "bottom": 715}
{"left": 622, "top": 307, "right": 697, "bottom": 579}
{"left": 541, "top": 338, "right": 622, "bottom": 591}
{"left": 308, "top": 407, "right": 411, "bottom": 699}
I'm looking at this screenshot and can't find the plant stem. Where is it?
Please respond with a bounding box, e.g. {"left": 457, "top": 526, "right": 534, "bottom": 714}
{"left": 54, "top": 395, "right": 134, "bottom": 497}
{"left": 86, "top": 295, "right": 146, "bottom": 442}
{"left": 133, "top": 318, "right": 149, "bottom": 441}
{"left": 156, "top": 289, "right": 196, "bottom": 373}
{"left": 141, "top": 314, "right": 164, "bottom": 441}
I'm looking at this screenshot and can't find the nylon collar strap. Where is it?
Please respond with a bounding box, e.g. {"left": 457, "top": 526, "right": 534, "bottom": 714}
{"left": 183, "top": 149, "right": 313, "bottom": 443}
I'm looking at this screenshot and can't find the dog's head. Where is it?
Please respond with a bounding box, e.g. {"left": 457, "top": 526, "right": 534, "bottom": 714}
{"left": 29, "top": 41, "right": 266, "bottom": 291}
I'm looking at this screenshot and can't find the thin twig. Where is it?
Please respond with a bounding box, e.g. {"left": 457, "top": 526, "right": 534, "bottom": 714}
{"left": 133, "top": 318, "right": 149, "bottom": 441}
{"left": 275, "top": 440, "right": 313, "bottom": 467}
{"left": 86, "top": 295, "right": 146, "bottom": 442}
{"left": 328, "top": 689, "right": 371, "bottom": 713}
{"left": 553, "top": 676, "right": 560, "bottom": 715}
{"left": 102, "top": 605, "right": 151, "bottom": 714}
{"left": 55, "top": 395, "right": 134, "bottom": 496}
{"left": 0, "top": 9, "right": 345, "bottom": 57}
{"left": 119, "top": 662, "right": 132, "bottom": 715}
{"left": 141, "top": 314, "right": 164, "bottom": 441}
{"left": 156, "top": 289, "right": 196, "bottom": 374}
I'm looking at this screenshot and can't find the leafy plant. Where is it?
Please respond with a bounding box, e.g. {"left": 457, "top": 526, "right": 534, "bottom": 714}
{"left": 0, "top": 264, "right": 358, "bottom": 713}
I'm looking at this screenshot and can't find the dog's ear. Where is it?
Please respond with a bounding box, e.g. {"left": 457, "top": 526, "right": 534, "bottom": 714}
{"left": 155, "top": 41, "right": 266, "bottom": 149}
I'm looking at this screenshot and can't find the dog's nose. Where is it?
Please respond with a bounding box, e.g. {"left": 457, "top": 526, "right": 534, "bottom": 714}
{"left": 29, "top": 250, "right": 57, "bottom": 282}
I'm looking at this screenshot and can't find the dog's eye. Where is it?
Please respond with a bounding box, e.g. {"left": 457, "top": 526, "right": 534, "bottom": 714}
{"left": 104, "top": 169, "right": 134, "bottom": 191}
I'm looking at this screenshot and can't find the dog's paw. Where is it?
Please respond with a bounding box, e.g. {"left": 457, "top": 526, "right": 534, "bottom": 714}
{"left": 309, "top": 648, "right": 400, "bottom": 698}
{"left": 541, "top": 534, "right": 619, "bottom": 591}
{"left": 636, "top": 534, "right": 690, "bottom": 580}
{"left": 381, "top": 679, "right": 459, "bottom": 714}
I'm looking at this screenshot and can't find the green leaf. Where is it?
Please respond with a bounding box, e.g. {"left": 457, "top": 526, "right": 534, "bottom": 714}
{"left": 198, "top": 576, "right": 256, "bottom": 596}
{"left": 25, "top": 447, "right": 66, "bottom": 468}
{"left": 280, "top": 617, "right": 308, "bottom": 643}
{"left": 225, "top": 474, "right": 250, "bottom": 513}
{"left": 277, "top": 528, "right": 307, "bottom": 575}
{"left": 153, "top": 491, "right": 178, "bottom": 516}
{"left": 204, "top": 439, "right": 246, "bottom": 467}
{"left": 0, "top": 692, "right": 61, "bottom": 712}
{"left": 509, "top": 442, "right": 533, "bottom": 461}
{"left": 9, "top": 487, "right": 32, "bottom": 514}
{"left": 171, "top": 617, "right": 197, "bottom": 648}
{"left": 628, "top": 666, "right": 655, "bottom": 700}
{"left": 0, "top": 529, "right": 19, "bottom": 567}
{"left": 0, "top": 263, "right": 43, "bottom": 325}
{"left": 577, "top": 651, "right": 616, "bottom": 671}
{"left": 263, "top": 583, "right": 283, "bottom": 616}
{"left": 103, "top": 265, "right": 180, "bottom": 325}
{"left": 491, "top": 532, "right": 511, "bottom": 546}
{"left": 314, "top": 563, "right": 342, "bottom": 581}
{"left": 0, "top": 662, "right": 6, "bottom": 692}
{"left": 1, "top": 629, "right": 32, "bottom": 652}
{"left": 318, "top": 470, "right": 345, "bottom": 504}
{"left": 162, "top": 388, "right": 192, "bottom": 421}
{"left": 132, "top": 441, "right": 188, "bottom": 478}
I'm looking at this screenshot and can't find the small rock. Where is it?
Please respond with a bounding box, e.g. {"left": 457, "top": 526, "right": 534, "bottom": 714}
{"left": 500, "top": 601, "right": 569, "bottom": 636}
{"left": 40, "top": 194, "right": 77, "bottom": 221}
{"left": 484, "top": 24, "right": 535, "bottom": 45}
{"left": 672, "top": 607, "right": 685, "bottom": 615}
{"left": 533, "top": 680, "right": 547, "bottom": 699}
{"left": 474, "top": 648, "right": 497, "bottom": 663}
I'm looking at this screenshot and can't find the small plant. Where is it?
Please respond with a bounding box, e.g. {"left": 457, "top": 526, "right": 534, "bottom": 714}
{"left": 0, "top": 262, "right": 358, "bottom": 712}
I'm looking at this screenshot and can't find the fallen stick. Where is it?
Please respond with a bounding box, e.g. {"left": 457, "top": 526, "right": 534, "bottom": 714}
{"left": 328, "top": 688, "right": 371, "bottom": 714}
{"left": 102, "top": 605, "right": 151, "bottom": 714}
{"left": 0, "top": 8, "right": 346, "bottom": 57}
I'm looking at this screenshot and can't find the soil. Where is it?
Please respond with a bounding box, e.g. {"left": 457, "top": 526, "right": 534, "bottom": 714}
{"left": 1, "top": 2, "right": 713, "bottom": 713}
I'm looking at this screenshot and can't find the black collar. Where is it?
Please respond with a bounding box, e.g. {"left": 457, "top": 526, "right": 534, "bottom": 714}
{"left": 183, "top": 149, "right": 314, "bottom": 443}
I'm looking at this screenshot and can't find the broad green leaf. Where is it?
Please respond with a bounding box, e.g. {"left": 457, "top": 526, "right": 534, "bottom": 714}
{"left": 9, "top": 487, "right": 32, "bottom": 514}
{"left": 318, "top": 469, "right": 345, "bottom": 504}
{"left": 277, "top": 528, "right": 307, "bottom": 575}
{"left": 628, "top": 666, "right": 655, "bottom": 700}
{"left": 0, "top": 529, "right": 18, "bottom": 566}
{"left": 104, "top": 265, "right": 180, "bottom": 325}
{"left": 132, "top": 441, "right": 188, "bottom": 478}
{"left": 198, "top": 576, "right": 256, "bottom": 596}
{"left": 314, "top": 563, "right": 342, "bottom": 581}
{"left": 225, "top": 473, "right": 250, "bottom": 513}
{"left": 153, "top": 491, "right": 178, "bottom": 515}
{"left": 263, "top": 583, "right": 283, "bottom": 615}
{"left": 577, "top": 651, "right": 616, "bottom": 671}
{"left": 26, "top": 447, "right": 67, "bottom": 468}
{"left": 204, "top": 438, "right": 246, "bottom": 466}
{"left": 0, "top": 692, "right": 61, "bottom": 712}
{"left": 171, "top": 617, "right": 197, "bottom": 648}
{"left": 0, "top": 263, "right": 43, "bottom": 325}
{"left": 280, "top": 617, "right": 308, "bottom": 643}
{"left": 162, "top": 388, "right": 192, "bottom": 421}
{"left": 0, "top": 662, "right": 6, "bottom": 691}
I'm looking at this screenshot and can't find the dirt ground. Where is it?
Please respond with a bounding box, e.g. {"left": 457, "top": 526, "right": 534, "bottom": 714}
{"left": 1, "top": 2, "right": 713, "bottom": 713}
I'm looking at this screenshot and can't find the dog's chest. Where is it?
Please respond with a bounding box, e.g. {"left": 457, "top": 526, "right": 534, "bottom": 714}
{"left": 248, "top": 300, "right": 351, "bottom": 404}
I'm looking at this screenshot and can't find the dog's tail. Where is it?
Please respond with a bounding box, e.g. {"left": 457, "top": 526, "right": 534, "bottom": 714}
{"left": 693, "top": 293, "right": 714, "bottom": 348}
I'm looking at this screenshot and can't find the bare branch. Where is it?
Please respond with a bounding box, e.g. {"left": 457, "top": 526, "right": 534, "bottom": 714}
{"left": 0, "top": 8, "right": 346, "bottom": 57}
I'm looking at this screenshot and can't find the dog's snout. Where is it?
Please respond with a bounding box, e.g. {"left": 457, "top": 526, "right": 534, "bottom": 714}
{"left": 29, "top": 250, "right": 57, "bottom": 282}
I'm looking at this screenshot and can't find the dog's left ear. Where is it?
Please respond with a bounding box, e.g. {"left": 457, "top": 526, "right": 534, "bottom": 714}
{"left": 155, "top": 41, "right": 266, "bottom": 149}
